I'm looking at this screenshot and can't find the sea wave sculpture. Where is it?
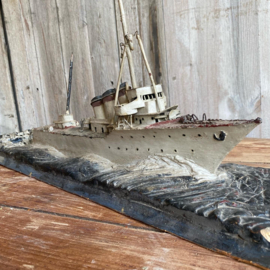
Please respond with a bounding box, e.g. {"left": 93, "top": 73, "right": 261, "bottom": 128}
{"left": 0, "top": 131, "right": 269, "bottom": 269}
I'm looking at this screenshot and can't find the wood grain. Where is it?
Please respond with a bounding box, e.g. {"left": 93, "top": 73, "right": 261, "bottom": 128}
{"left": 55, "top": 0, "right": 95, "bottom": 119}
{"left": 1, "top": 0, "right": 269, "bottom": 137}
{"left": 0, "top": 5, "right": 19, "bottom": 134}
{"left": 0, "top": 166, "right": 151, "bottom": 229}
{"left": 2, "top": 0, "right": 47, "bottom": 130}
{"left": 0, "top": 204, "right": 258, "bottom": 269}
{"left": 224, "top": 138, "right": 270, "bottom": 164}
{"left": 0, "top": 138, "right": 268, "bottom": 269}
{"left": 86, "top": 0, "right": 120, "bottom": 96}
{"left": 258, "top": 0, "right": 270, "bottom": 139}
{"left": 163, "top": 0, "right": 261, "bottom": 138}
{"left": 29, "top": 0, "right": 68, "bottom": 125}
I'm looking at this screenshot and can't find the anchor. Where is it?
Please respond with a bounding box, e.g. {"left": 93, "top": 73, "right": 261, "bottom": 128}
{"left": 214, "top": 131, "right": 226, "bottom": 141}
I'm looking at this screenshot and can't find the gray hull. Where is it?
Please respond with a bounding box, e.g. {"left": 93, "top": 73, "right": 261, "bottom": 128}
{"left": 33, "top": 120, "right": 259, "bottom": 173}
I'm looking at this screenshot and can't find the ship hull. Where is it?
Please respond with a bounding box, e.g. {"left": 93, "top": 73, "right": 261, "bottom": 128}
{"left": 33, "top": 121, "right": 259, "bottom": 173}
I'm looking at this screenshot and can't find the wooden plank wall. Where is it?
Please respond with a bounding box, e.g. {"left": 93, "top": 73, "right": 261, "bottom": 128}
{"left": 0, "top": 2, "right": 19, "bottom": 134}
{"left": 0, "top": 0, "right": 269, "bottom": 138}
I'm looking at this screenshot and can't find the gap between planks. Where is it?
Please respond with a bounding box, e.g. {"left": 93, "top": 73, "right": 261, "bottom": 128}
{"left": 0, "top": 207, "right": 259, "bottom": 270}
{"left": 0, "top": 165, "right": 155, "bottom": 231}
{"left": 0, "top": 203, "right": 159, "bottom": 233}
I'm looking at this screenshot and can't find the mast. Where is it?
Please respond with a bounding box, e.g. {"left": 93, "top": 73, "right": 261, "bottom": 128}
{"left": 115, "top": 45, "right": 127, "bottom": 106}
{"left": 118, "top": 0, "right": 137, "bottom": 89}
{"left": 66, "top": 53, "right": 73, "bottom": 114}
{"left": 115, "top": 0, "right": 161, "bottom": 112}
{"left": 136, "top": 33, "right": 162, "bottom": 112}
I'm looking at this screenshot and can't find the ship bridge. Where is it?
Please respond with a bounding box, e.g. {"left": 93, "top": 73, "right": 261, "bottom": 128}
{"left": 115, "top": 84, "right": 166, "bottom": 117}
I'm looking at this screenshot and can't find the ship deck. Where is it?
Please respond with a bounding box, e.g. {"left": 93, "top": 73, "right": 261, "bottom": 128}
{"left": 36, "top": 126, "right": 107, "bottom": 137}
{"left": 36, "top": 118, "right": 261, "bottom": 137}
{"left": 0, "top": 138, "right": 268, "bottom": 269}
{"left": 145, "top": 117, "right": 261, "bottom": 129}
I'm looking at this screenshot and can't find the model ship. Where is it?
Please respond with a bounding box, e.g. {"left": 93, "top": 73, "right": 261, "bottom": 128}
{"left": 1, "top": 2, "right": 269, "bottom": 267}
{"left": 31, "top": 0, "right": 261, "bottom": 174}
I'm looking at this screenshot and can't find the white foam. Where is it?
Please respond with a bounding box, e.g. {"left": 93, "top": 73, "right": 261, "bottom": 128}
{"left": 122, "top": 154, "right": 227, "bottom": 182}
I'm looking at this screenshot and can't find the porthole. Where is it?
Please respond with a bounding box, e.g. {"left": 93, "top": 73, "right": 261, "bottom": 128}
{"left": 117, "top": 147, "right": 120, "bottom": 150}
{"left": 108, "top": 146, "right": 111, "bottom": 149}
{"left": 198, "top": 134, "right": 201, "bottom": 137}
{"left": 136, "top": 148, "right": 139, "bottom": 151}
{"left": 126, "top": 148, "right": 128, "bottom": 151}
{"left": 191, "top": 149, "right": 194, "bottom": 152}
{"left": 130, "top": 136, "right": 133, "bottom": 138}
{"left": 168, "top": 135, "right": 171, "bottom": 138}
{"left": 121, "top": 136, "right": 123, "bottom": 138}
{"left": 142, "top": 136, "right": 145, "bottom": 138}
{"left": 161, "top": 149, "right": 163, "bottom": 152}
{"left": 183, "top": 134, "right": 186, "bottom": 137}
{"left": 174, "top": 150, "right": 177, "bottom": 153}
{"left": 153, "top": 135, "right": 156, "bottom": 138}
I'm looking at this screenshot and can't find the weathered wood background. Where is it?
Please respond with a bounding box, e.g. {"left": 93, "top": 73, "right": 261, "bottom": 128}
{"left": 0, "top": 0, "right": 269, "bottom": 138}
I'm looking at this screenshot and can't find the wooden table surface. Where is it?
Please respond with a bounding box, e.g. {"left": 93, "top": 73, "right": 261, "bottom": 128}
{"left": 0, "top": 138, "right": 269, "bottom": 270}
